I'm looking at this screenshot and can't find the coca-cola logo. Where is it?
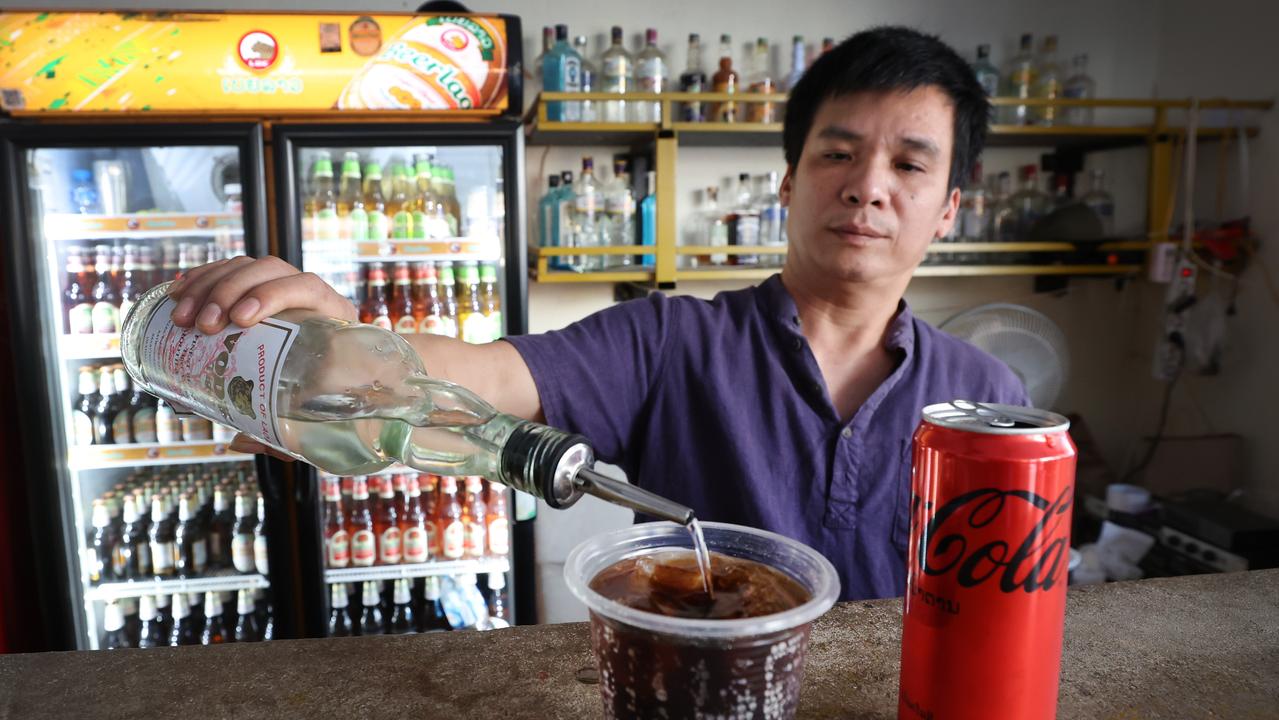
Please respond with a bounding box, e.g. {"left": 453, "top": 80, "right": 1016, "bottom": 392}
{"left": 915, "top": 486, "right": 1072, "bottom": 593}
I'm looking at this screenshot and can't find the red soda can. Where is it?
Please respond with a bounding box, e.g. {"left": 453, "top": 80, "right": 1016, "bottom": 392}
{"left": 899, "top": 400, "right": 1076, "bottom": 720}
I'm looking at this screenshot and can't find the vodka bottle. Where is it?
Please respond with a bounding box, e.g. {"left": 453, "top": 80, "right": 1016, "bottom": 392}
{"left": 1062, "top": 54, "right": 1097, "bottom": 125}
{"left": 1080, "top": 169, "right": 1115, "bottom": 236}
{"left": 633, "top": 29, "right": 667, "bottom": 123}
{"left": 573, "top": 35, "right": 598, "bottom": 122}
{"left": 1033, "top": 35, "right": 1063, "bottom": 126}
{"left": 757, "top": 171, "right": 785, "bottom": 266}
{"left": 600, "top": 26, "right": 633, "bottom": 123}
{"left": 573, "top": 157, "right": 603, "bottom": 271}
{"left": 120, "top": 284, "right": 694, "bottom": 523}
{"left": 602, "top": 157, "right": 636, "bottom": 268}
{"left": 1002, "top": 33, "right": 1036, "bottom": 125}
{"left": 784, "top": 36, "right": 806, "bottom": 92}
{"left": 678, "top": 34, "right": 708, "bottom": 122}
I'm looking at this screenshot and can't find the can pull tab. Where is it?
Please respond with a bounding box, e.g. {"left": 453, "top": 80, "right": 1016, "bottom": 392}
{"left": 952, "top": 400, "right": 1018, "bottom": 428}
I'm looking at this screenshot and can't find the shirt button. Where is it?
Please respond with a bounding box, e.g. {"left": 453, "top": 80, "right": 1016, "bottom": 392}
{"left": 841, "top": 427, "right": 853, "bottom": 439}
{"left": 791, "top": 338, "right": 802, "bottom": 351}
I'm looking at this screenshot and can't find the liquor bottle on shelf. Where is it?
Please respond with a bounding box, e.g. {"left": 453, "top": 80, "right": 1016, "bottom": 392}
{"left": 358, "top": 581, "right": 384, "bottom": 636}
{"left": 972, "top": 44, "right": 1000, "bottom": 98}
{"left": 757, "top": 171, "right": 785, "bottom": 265}
{"left": 711, "top": 34, "right": 739, "bottom": 123}
{"left": 412, "top": 156, "right": 443, "bottom": 241}
{"left": 137, "top": 595, "right": 163, "bottom": 649}
{"left": 436, "top": 165, "right": 463, "bottom": 237}
{"left": 120, "top": 596, "right": 141, "bottom": 646}
{"left": 230, "top": 490, "right": 256, "bottom": 575}
{"left": 323, "top": 476, "right": 350, "bottom": 569}
{"left": 388, "top": 579, "right": 416, "bottom": 635}
{"left": 110, "top": 367, "right": 134, "bottom": 443}
{"left": 601, "top": 25, "right": 633, "bottom": 123}
{"left": 989, "top": 171, "right": 1017, "bottom": 246}
{"left": 415, "top": 262, "right": 445, "bottom": 336}
{"left": 746, "top": 37, "right": 775, "bottom": 123}
{"left": 155, "top": 398, "right": 181, "bottom": 443}
{"left": 634, "top": 28, "right": 667, "bottom": 123}
{"left": 556, "top": 171, "right": 576, "bottom": 270}
{"left": 421, "top": 475, "right": 441, "bottom": 558}
{"left": 703, "top": 186, "right": 730, "bottom": 266}
{"left": 602, "top": 157, "right": 636, "bottom": 269}
{"left": 208, "top": 487, "right": 232, "bottom": 570}
{"left": 417, "top": 576, "right": 449, "bottom": 633}
{"left": 533, "top": 25, "right": 554, "bottom": 88}
{"left": 1002, "top": 33, "right": 1037, "bottom": 125}
{"left": 65, "top": 246, "right": 94, "bottom": 335}
{"left": 1011, "top": 164, "right": 1052, "bottom": 239}
{"left": 1063, "top": 54, "right": 1097, "bottom": 125}
{"left": 390, "top": 261, "right": 416, "bottom": 334}
{"left": 574, "top": 157, "right": 603, "bottom": 271}
{"left": 479, "top": 263, "right": 502, "bottom": 340}
{"left": 200, "top": 593, "right": 226, "bottom": 645}
{"left": 784, "top": 36, "right": 806, "bottom": 92}
{"left": 373, "top": 476, "right": 402, "bottom": 566}
{"left": 1034, "top": 35, "right": 1063, "bottom": 126}
{"left": 538, "top": 175, "right": 562, "bottom": 249}
{"left": 958, "top": 162, "right": 989, "bottom": 244}
{"left": 679, "top": 33, "right": 708, "bottom": 122}
{"left": 573, "top": 35, "right": 598, "bottom": 122}
{"left": 329, "top": 583, "right": 353, "bottom": 637}
{"left": 542, "top": 24, "right": 583, "bottom": 122}
{"left": 149, "top": 494, "right": 176, "bottom": 579}
{"left": 91, "top": 367, "right": 122, "bottom": 444}
{"left": 234, "top": 589, "right": 261, "bottom": 643}
{"left": 728, "top": 173, "right": 760, "bottom": 266}
{"left": 462, "top": 476, "right": 487, "bottom": 560}
{"left": 253, "top": 494, "right": 269, "bottom": 576}
{"left": 485, "top": 480, "right": 510, "bottom": 557}
{"left": 348, "top": 477, "right": 376, "bottom": 568}
{"left": 101, "top": 600, "right": 132, "bottom": 649}
{"left": 1080, "top": 169, "right": 1116, "bottom": 236}
{"left": 638, "top": 171, "right": 656, "bottom": 267}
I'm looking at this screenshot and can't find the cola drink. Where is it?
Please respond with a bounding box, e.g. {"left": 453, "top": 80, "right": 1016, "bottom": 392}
{"left": 898, "top": 401, "right": 1076, "bottom": 720}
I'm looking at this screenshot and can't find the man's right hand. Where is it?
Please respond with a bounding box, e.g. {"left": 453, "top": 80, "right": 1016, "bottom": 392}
{"left": 166, "top": 255, "right": 357, "bottom": 335}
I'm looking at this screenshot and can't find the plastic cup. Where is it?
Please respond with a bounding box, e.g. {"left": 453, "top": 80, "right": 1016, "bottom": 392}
{"left": 564, "top": 521, "right": 840, "bottom": 719}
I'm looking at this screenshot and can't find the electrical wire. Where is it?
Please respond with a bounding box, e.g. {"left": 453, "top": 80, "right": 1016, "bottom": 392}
{"left": 1120, "top": 360, "right": 1181, "bottom": 484}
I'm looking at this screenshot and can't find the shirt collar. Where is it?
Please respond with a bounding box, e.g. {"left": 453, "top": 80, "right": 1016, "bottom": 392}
{"left": 757, "top": 273, "right": 916, "bottom": 358}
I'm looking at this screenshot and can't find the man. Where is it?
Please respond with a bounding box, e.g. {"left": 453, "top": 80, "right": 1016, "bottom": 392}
{"left": 168, "top": 26, "right": 1026, "bottom": 601}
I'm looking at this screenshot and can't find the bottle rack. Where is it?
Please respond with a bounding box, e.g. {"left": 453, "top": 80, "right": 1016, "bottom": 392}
{"left": 84, "top": 571, "right": 269, "bottom": 602}
{"left": 525, "top": 93, "right": 1270, "bottom": 285}
{"left": 324, "top": 557, "right": 510, "bottom": 584}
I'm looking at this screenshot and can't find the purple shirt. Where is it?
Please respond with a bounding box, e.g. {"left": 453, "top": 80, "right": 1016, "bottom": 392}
{"left": 507, "top": 274, "right": 1028, "bottom": 600}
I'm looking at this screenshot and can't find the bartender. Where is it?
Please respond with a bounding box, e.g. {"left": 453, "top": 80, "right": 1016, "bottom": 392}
{"left": 165, "top": 26, "right": 1027, "bottom": 601}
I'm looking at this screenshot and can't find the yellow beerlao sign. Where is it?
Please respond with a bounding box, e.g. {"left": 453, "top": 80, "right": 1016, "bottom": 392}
{"left": 0, "top": 11, "right": 512, "bottom": 113}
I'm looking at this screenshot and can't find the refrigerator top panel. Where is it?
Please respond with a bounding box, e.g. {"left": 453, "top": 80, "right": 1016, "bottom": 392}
{"left": 0, "top": 12, "right": 520, "bottom": 116}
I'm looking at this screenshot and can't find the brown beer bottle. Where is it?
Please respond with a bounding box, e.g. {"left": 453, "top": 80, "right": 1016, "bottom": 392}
{"left": 329, "top": 583, "right": 353, "bottom": 637}
{"left": 118, "top": 244, "right": 142, "bottom": 324}
{"left": 479, "top": 263, "right": 503, "bottom": 341}
{"left": 148, "top": 494, "right": 176, "bottom": 579}
{"left": 462, "top": 476, "right": 487, "bottom": 559}
{"left": 358, "top": 581, "right": 384, "bottom": 636}
{"left": 137, "top": 595, "right": 164, "bottom": 649}
{"left": 167, "top": 592, "right": 197, "bottom": 646}
{"left": 88, "top": 499, "right": 117, "bottom": 584}
{"left": 101, "top": 600, "right": 132, "bottom": 649}
{"left": 437, "top": 477, "right": 465, "bottom": 561}
{"left": 348, "top": 477, "right": 376, "bottom": 568}
{"left": 409, "top": 261, "right": 431, "bottom": 331}
{"left": 373, "top": 476, "right": 401, "bottom": 565}
{"left": 416, "top": 262, "right": 447, "bottom": 335}
{"left": 388, "top": 578, "right": 415, "bottom": 635}
{"left": 64, "top": 247, "right": 94, "bottom": 334}
{"left": 486, "top": 480, "right": 511, "bottom": 557}
{"left": 435, "top": 262, "right": 459, "bottom": 338}
{"left": 323, "top": 476, "right": 350, "bottom": 569}
{"left": 421, "top": 474, "right": 440, "bottom": 558}
{"left": 174, "top": 493, "right": 207, "bottom": 579}
{"left": 419, "top": 576, "right": 451, "bottom": 632}
{"left": 208, "top": 487, "right": 232, "bottom": 570}
{"left": 359, "top": 262, "right": 392, "bottom": 330}
{"left": 230, "top": 490, "right": 256, "bottom": 574}
{"left": 200, "top": 593, "right": 226, "bottom": 645}
{"left": 89, "top": 244, "right": 120, "bottom": 334}
{"left": 118, "top": 494, "right": 148, "bottom": 579}
{"left": 389, "top": 261, "right": 416, "bottom": 334}
{"left": 487, "top": 572, "right": 511, "bottom": 625}
{"left": 234, "top": 589, "right": 261, "bottom": 642}
{"left": 400, "top": 475, "right": 430, "bottom": 564}
{"left": 252, "top": 494, "right": 269, "bottom": 576}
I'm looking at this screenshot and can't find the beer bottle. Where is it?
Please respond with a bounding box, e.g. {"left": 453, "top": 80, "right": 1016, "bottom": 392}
{"left": 230, "top": 490, "right": 256, "bottom": 574}
{"left": 65, "top": 247, "right": 94, "bottom": 334}
{"left": 348, "top": 477, "right": 376, "bottom": 568}
{"left": 329, "top": 583, "right": 353, "bottom": 637}
{"left": 435, "top": 262, "right": 460, "bottom": 338}
{"left": 92, "top": 366, "right": 122, "bottom": 444}
{"left": 388, "top": 162, "right": 414, "bottom": 240}
{"left": 462, "top": 476, "right": 487, "bottom": 559}
{"left": 358, "top": 581, "right": 384, "bottom": 636}
{"left": 486, "top": 480, "right": 511, "bottom": 557}
{"left": 487, "top": 572, "right": 511, "bottom": 625}
{"left": 337, "top": 152, "right": 367, "bottom": 244}
{"left": 393, "top": 473, "right": 410, "bottom": 522}
{"left": 137, "top": 595, "right": 163, "bottom": 648}
{"left": 72, "top": 366, "right": 99, "bottom": 447}
{"left": 174, "top": 493, "right": 207, "bottom": 579}
{"left": 110, "top": 366, "right": 133, "bottom": 443}
{"left": 118, "top": 244, "right": 142, "bottom": 323}
{"left": 359, "top": 262, "right": 392, "bottom": 330}
{"left": 253, "top": 494, "right": 269, "bottom": 576}
{"left": 419, "top": 576, "right": 450, "bottom": 633}
{"left": 137, "top": 245, "right": 158, "bottom": 295}
{"left": 200, "top": 593, "right": 226, "bottom": 645}
{"left": 120, "top": 596, "right": 141, "bottom": 645}
{"left": 148, "top": 494, "right": 176, "bottom": 578}
{"left": 415, "top": 262, "right": 446, "bottom": 335}
{"left": 208, "top": 487, "right": 232, "bottom": 570}
{"left": 479, "top": 262, "right": 503, "bottom": 341}
{"left": 389, "top": 262, "right": 415, "bottom": 334}
{"left": 127, "top": 375, "right": 157, "bottom": 444}
{"left": 155, "top": 398, "right": 181, "bottom": 443}
{"left": 401, "top": 474, "right": 429, "bottom": 564}
{"left": 102, "top": 600, "right": 132, "bottom": 649}
{"left": 364, "top": 163, "right": 390, "bottom": 247}
{"left": 154, "top": 591, "right": 173, "bottom": 640}
{"left": 90, "top": 245, "right": 120, "bottom": 334}
{"left": 234, "top": 589, "right": 261, "bottom": 642}
{"left": 456, "top": 262, "right": 487, "bottom": 344}
{"left": 180, "top": 410, "right": 213, "bottom": 442}
{"left": 88, "top": 499, "right": 116, "bottom": 584}
{"left": 323, "top": 476, "right": 350, "bottom": 569}
{"left": 433, "top": 165, "right": 462, "bottom": 236}
{"left": 118, "top": 494, "right": 149, "bottom": 579}
{"left": 166, "top": 592, "right": 195, "bottom": 646}
{"left": 256, "top": 588, "right": 275, "bottom": 641}
{"left": 311, "top": 153, "right": 340, "bottom": 242}
{"left": 421, "top": 474, "right": 440, "bottom": 558}
{"left": 374, "top": 476, "right": 401, "bottom": 565}
{"left": 388, "top": 578, "right": 415, "bottom": 635}
{"left": 437, "top": 476, "right": 465, "bottom": 561}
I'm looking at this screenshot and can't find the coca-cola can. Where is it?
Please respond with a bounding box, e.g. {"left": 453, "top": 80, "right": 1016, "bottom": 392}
{"left": 899, "top": 400, "right": 1076, "bottom": 720}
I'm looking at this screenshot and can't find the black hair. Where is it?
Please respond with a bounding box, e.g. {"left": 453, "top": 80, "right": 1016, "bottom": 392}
{"left": 782, "top": 26, "right": 989, "bottom": 191}
{"left": 416, "top": 1, "right": 472, "bottom": 12}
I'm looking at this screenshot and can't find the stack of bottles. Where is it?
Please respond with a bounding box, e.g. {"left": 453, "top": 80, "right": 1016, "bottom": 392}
{"left": 101, "top": 587, "right": 274, "bottom": 648}
{"left": 327, "top": 572, "right": 510, "bottom": 637}
{"left": 70, "top": 364, "right": 238, "bottom": 447}
{"left": 355, "top": 259, "right": 502, "bottom": 343}
{"left": 680, "top": 171, "right": 786, "bottom": 268}
{"left": 536, "top": 155, "right": 656, "bottom": 272}
{"left": 86, "top": 462, "right": 268, "bottom": 584}
{"left": 971, "top": 34, "right": 1098, "bottom": 127}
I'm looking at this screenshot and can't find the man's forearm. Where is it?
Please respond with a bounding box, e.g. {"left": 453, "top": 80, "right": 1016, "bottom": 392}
{"left": 406, "top": 334, "right": 545, "bottom": 423}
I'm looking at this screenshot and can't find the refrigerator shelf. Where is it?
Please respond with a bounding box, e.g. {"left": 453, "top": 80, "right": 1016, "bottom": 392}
{"left": 324, "top": 557, "right": 510, "bottom": 584}
{"left": 43, "top": 212, "right": 243, "bottom": 242}
{"left": 70, "top": 441, "right": 250, "bottom": 470}
{"left": 60, "top": 333, "right": 121, "bottom": 360}
{"left": 84, "top": 571, "right": 268, "bottom": 602}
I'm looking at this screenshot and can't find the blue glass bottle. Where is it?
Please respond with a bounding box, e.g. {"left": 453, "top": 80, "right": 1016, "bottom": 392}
{"left": 639, "top": 171, "right": 656, "bottom": 267}
{"left": 542, "top": 24, "right": 582, "bottom": 122}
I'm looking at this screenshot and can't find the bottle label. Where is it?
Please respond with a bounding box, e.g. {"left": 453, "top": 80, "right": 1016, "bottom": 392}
{"left": 132, "top": 408, "right": 157, "bottom": 443}
{"left": 231, "top": 534, "right": 255, "bottom": 573}
{"left": 254, "top": 534, "right": 269, "bottom": 574}
{"left": 326, "top": 529, "right": 350, "bottom": 567}
{"left": 392, "top": 211, "right": 412, "bottom": 240}
{"left": 137, "top": 296, "right": 300, "bottom": 450}
{"left": 192, "top": 539, "right": 207, "bottom": 573}
{"left": 420, "top": 314, "right": 445, "bottom": 335}
{"left": 460, "top": 313, "right": 491, "bottom": 345}
{"left": 442, "top": 521, "right": 465, "bottom": 560}
{"left": 367, "top": 210, "right": 389, "bottom": 241}
{"left": 72, "top": 411, "right": 95, "bottom": 446}
{"left": 370, "top": 315, "right": 393, "bottom": 331}
{"left": 402, "top": 526, "right": 428, "bottom": 563}
{"left": 464, "top": 521, "right": 486, "bottom": 557}
{"left": 347, "top": 208, "right": 369, "bottom": 242}
{"left": 426, "top": 522, "right": 440, "bottom": 556}
{"left": 181, "top": 417, "right": 213, "bottom": 441}
{"left": 378, "top": 526, "right": 402, "bottom": 564}
{"left": 488, "top": 519, "right": 509, "bottom": 556}
{"left": 317, "top": 209, "right": 339, "bottom": 241}
{"left": 156, "top": 410, "right": 182, "bottom": 443}
{"left": 69, "top": 303, "right": 94, "bottom": 334}
{"left": 394, "top": 315, "right": 417, "bottom": 334}
{"left": 92, "top": 302, "right": 119, "bottom": 334}
{"left": 151, "top": 540, "right": 175, "bottom": 573}
{"left": 110, "top": 412, "right": 131, "bottom": 444}
{"left": 137, "top": 540, "right": 151, "bottom": 576}
{"left": 350, "top": 529, "right": 376, "bottom": 566}
{"left": 410, "top": 210, "right": 429, "bottom": 241}
{"left": 486, "top": 311, "right": 502, "bottom": 341}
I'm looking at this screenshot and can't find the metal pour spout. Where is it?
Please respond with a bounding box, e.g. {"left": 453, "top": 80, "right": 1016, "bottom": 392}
{"left": 573, "top": 467, "right": 695, "bottom": 526}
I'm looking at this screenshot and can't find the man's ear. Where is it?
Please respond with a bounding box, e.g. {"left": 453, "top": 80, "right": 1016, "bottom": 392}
{"left": 780, "top": 166, "right": 794, "bottom": 207}
{"left": 934, "top": 186, "right": 961, "bottom": 240}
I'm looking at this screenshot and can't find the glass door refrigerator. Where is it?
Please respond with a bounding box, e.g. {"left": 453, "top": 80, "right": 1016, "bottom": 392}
{"left": 0, "top": 122, "right": 289, "bottom": 650}
{"left": 273, "top": 120, "right": 533, "bottom": 636}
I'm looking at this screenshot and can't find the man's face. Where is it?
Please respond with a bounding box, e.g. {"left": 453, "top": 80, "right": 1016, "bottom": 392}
{"left": 780, "top": 87, "right": 960, "bottom": 286}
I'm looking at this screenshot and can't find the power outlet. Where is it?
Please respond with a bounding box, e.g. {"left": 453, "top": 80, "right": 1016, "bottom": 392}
{"left": 1153, "top": 257, "right": 1197, "bottom": 380}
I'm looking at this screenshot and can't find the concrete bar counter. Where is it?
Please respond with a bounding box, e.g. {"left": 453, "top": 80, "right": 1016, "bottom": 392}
{"left": 2, "top": 570, "right": 1276, "bottom": 719}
